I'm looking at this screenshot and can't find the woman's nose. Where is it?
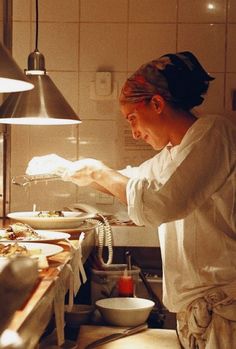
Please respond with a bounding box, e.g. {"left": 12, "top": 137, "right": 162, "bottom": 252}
{"left": 132, "top": 129, "right": 141, "bottom": 140}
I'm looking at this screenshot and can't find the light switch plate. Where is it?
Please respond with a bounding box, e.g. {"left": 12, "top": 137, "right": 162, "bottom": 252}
{"left": 95, "top": 72, "right": 111, "bottom": 96}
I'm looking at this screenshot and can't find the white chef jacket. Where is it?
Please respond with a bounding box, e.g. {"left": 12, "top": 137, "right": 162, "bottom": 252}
{"left": 123, "top": 114, "right": 236, "bottom": 312}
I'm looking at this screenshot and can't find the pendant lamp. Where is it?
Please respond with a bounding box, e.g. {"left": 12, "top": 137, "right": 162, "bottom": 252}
{"left": 0, "top": 0, "right": 81, "bottom": 125}
{"left": 0, "top": 42, "right": 34, "bottom": 93}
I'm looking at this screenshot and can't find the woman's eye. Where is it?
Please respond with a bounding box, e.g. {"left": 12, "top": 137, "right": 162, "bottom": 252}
{"left": 127, "top": 114, "right": 136, "bottom": 123}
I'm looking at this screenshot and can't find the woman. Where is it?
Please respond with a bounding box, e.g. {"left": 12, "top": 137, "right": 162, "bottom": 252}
{"left": 27, "top": 51, "right": 236, "bottom": 348}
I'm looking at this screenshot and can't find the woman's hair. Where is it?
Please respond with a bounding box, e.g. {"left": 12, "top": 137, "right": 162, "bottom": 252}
{"left": 120, "top": 51, "right": 215, "bottom": 111}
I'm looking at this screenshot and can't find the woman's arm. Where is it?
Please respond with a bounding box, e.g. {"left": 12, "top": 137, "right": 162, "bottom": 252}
{"left": 90, "top": 182, "right": 112, "bottom": 195}
{"left": 26, "top": 154, "right": 129, "bottom": 203}
{"left": 69, "top": 160, "right": 129, "bottom": 204}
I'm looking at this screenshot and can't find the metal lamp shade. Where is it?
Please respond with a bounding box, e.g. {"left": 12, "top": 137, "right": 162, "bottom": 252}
{"left": 0, "top": 73, "right": 81, "bottom": 125}
{"left": 0, "top": 42, "right": 34, "bottom": 93}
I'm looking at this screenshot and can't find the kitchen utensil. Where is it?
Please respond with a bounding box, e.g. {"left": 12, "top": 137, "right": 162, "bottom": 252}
{"left": 129, "top": 252, "right": 166, "bottom": 328}
{"left": 118, "top": 268, "right": 134, "bottom": 297}
{"left": 95, "top": 297, "right": 154, "bottom": 327}
{"left": 84, "top": 323, "right": 148, "bottom": 349}
{"left": 126, "top": 251, "right": 132, "bottom": 271}
{"left": 11, "top": 174, "right": 60, "bottom": 187}
{"left": 117, "top": 252, "right": 134, "bottom": 297}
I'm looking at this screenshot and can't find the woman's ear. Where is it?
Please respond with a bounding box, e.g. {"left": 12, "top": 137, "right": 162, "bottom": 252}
{"left": 152, "top": 95, "right": 165, "bottom": 114}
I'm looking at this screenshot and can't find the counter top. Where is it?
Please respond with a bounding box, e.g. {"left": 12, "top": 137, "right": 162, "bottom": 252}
{"left": 0, "top": 224, "right": 96, "bottom": 349}
{"left": 77, "top": 325, "right": 181, "bottom": 348}
{"left": 107, "top": 225, "right": 160, "bottom": 247}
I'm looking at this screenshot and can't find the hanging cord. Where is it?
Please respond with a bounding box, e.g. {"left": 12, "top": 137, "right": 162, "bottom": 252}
{"left": 87, "top": 214, "right": 113, "bottom": 266}
{"left": 35, "top": 0, "right": 39, "bottom": 50}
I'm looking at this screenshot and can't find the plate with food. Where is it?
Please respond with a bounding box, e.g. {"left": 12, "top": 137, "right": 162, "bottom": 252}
{"left": 7, "top": 210, "right": 96, "bottom": 229}
{"left": 0, "top": 241, "right": 63, "bottom": 259}
{"left": 0, "top": 223, "right": 71, "bottom": 242}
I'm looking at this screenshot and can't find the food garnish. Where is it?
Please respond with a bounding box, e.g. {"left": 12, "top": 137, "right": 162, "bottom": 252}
{"left": 37, "top": 210, "right": 64, "bottom": 218}
{"left": 5, "top": 222, "right": 40, "bottom": 241}
{"left": 0, "top": 242, "right": 42, "bottom": 258}
{"left": 0, "top": 242, "right": 30, "bottom": 257}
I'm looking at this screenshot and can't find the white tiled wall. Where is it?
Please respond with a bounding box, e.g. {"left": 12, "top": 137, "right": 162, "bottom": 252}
{"left": 8, "top": 0, "right": 236, "bottom": 223}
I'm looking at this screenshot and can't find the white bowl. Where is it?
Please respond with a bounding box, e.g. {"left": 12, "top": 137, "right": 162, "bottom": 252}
{"left": 96, "top": 297, "right": 154, "bottom": 327}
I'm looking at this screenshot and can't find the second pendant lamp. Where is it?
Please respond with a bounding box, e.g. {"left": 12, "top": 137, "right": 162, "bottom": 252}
{"left": 0, "top": 0, "right": 81, "bottom": 125}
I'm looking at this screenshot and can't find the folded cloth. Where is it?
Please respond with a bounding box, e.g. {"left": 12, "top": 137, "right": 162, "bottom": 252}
{"left": 54, "top": 276, "right": 66, "bottom": 346}
{"left": 177, "top": 281, "right": 236, "bottom": 349}
{"left": 53, "top": 264, "right": 74, "bottom": 346}
{"left": 26, "top": 153, "right": 72, "bottom": 176}
{"left": 69, "top": 235, "right": 87, "bottom": 295}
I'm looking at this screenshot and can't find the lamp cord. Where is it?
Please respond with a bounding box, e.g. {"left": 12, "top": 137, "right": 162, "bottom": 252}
{"left": 35, "top": 0, "right": 39, "bottom": 50}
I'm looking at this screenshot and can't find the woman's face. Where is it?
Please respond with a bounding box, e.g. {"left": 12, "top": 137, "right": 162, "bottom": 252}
{"left": 120, "top": 100, "right": 170, "bottom": 151}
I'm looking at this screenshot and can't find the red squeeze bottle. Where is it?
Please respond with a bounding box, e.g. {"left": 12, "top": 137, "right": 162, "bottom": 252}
{"left": 118, "top": 269, "right": 134, "bottom": 297}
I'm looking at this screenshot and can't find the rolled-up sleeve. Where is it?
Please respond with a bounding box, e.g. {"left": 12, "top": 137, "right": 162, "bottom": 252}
{"left": 126, "top": 122, "right": 235, "bottom": 228}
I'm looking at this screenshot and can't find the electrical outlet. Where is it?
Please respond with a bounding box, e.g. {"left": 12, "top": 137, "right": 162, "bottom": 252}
{"left": 95, "top": 72, "right": 111, "bottom": 96}
{"left": 90, "top": 72, "right": 117, "bottom": 100}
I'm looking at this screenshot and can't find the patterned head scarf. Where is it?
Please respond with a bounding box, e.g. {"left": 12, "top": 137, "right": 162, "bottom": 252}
{"left": 120, "top": 51, "right": 215, "bottom": 110}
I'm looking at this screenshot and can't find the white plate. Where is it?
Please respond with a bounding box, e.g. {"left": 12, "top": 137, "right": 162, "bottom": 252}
{"left": 7, "top": 211, "right": 96, "bottom": 229}
{"left": 0, "top": 242, "right": 63, "bottom": 258}
{"left": 0, "top": 230, "right": 71, "bottom": 242}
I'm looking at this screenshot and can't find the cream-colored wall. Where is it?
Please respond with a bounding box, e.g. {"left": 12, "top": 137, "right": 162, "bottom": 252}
{"left": 9, "top": 0, "right": 236, "bottom": 214}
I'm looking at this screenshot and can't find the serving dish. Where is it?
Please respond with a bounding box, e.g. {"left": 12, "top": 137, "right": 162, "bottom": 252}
{"left": 0, "top": 230, "right": 71, "bottom": 242}
{"left": 0, "top": 242, "right": 63, "bottom": 258}
{"left": 7, "top": 211, "right": 96, "bottom": 229}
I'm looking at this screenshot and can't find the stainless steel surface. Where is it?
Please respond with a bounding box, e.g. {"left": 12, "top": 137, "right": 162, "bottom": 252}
{"left": 28, "top": 48, "right": 45, "bottom": 71}
{"left": 0, "top": 42, "right": 33, "bottom": 93}
{"left": 0, "top": 73, "right": 80, "bottom": 124}
{"left": 0, "top": 0, "right": 80, "bottom": 124}
{"left": 0, "top": 125, "right": 10, "bottom": 218}
{"left": 3, "top": 0, "right": 12, "bottom": 50}
{"left": 84, "top": 323, "right": 148, "bottom": 349}
{"left": 1, "top": 6, "right": 11, "bottom": 219}
{"left": 11, "top": 174, "right": 61, "bottom": 187}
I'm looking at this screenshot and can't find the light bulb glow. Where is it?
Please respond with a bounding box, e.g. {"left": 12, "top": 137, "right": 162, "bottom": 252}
{"left": 0, "top": 329, "right": 23, "bottom": 347}
{"left": 207, "top": 3, "right": 215, "bottom": 10}
{"left": 0, "top": 77, "right": 34, "bottom": 93}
